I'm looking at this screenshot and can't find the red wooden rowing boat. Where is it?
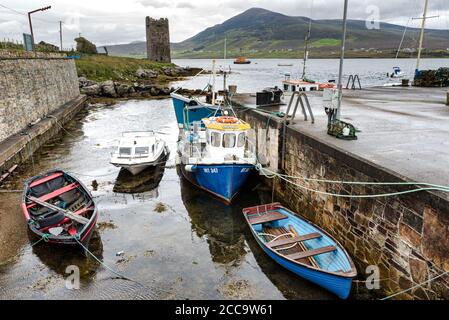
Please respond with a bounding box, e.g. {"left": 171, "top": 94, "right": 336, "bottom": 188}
{"left": 22, "top": 169, "right": 98, "bottom": 250}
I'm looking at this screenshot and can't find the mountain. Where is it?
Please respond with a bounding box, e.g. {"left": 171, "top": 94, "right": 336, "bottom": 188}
{"left": 101, "top": 7, "right": 449, "bottom": 58}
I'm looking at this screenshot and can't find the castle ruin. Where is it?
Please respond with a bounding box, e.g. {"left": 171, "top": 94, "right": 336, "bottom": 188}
{"left": 146, "top": 17, "right": 171, "bottom": 63}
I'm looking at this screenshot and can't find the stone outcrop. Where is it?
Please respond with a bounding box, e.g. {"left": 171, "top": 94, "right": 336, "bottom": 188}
{"left": 136, "top": 68, "right": 159, "bottom": 79}
{"left": 79, "top": 77, "right": 198, "bottom": 99}
{"left": 78, "top": 65, "right": 203, "bottom": 99}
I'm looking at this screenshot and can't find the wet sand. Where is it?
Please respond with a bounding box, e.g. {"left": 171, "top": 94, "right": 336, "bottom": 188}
{"left": 0, "top": 193, "right": 27, "bottom": 264}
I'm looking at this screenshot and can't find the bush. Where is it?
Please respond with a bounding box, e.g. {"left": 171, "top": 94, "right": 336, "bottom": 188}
{"left": 75, "top": 37, "right": 98, "bottom": 54}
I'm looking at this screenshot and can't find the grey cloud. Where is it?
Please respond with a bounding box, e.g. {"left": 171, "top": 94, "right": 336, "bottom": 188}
{"left": 0, "top": 0, "right": 447, "bottom": 48}
{"left": 137, "top": 0, "right": 171, "bottom": 9}
{"left": 176, "top": 2, "right": 196, "bottom": 9}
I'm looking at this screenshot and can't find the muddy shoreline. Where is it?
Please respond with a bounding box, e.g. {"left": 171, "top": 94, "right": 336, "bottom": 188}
{"left": 0, "top": 193, "right": 27, "bottom": 264}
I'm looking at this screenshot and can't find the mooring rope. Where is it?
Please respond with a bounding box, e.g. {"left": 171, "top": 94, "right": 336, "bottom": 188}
{"left": 256, "top": 164, "right": 449, "bottom": 198}
{"left": 257, "top": 164, "right": 449, "bottom": 191}
{"left": 0, "top": 234, "right": 49, "bottom": 267}
{"left": 46, "top": 115, "right": 79, "bottom": 139}
{"left": 381, "top": 268, "right": 449, "bottom": 300}
{"left": 73, "top": 236, "right": 188, "bottom": 299}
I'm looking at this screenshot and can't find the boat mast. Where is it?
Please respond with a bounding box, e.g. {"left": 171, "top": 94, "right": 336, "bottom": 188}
{"left": 416, "top": 0, "right": 429, "bottom": 73}
{"left": 212, "top": 59, "right": 216, "bottom": 105}
{"left": 301, "top": 18, "right": 312, "bottom": 79}
{"left": 301, "top": 0, "right": 314, "bottom": 80}
{"left": 336, "top": 0, "right": 349, "bottom": 120}
{"left": 224, "top": 36, "right": 227, "bottom": 61}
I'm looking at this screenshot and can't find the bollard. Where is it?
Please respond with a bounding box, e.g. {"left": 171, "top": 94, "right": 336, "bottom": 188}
{"left": 447, "top": 92, "right": 449, "bottom": 106}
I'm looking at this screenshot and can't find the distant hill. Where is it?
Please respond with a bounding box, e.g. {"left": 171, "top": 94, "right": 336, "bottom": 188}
{"left": 100, "top": 7, "right": 449, "bottom": 59}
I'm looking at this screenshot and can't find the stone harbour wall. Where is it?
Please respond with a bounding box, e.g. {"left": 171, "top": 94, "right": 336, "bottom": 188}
{"left": 238, "top": 108, "right": 449, "bottom": 299}
{"left": 0, "top": 58, "right": 80, "bottom": 142}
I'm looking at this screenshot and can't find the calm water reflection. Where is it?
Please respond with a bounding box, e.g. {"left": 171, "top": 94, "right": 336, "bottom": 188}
{"left": 0, "top": 98, "right": 340, "bottom": 300}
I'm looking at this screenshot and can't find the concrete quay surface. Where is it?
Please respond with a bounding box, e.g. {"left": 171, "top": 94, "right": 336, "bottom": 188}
{"left": 234, "top": 86, "right": 449, "bottom": 192}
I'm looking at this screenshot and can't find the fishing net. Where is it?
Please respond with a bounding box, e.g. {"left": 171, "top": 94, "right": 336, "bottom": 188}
{"left": 414, "top": 67, "right": 449, "bottom": 87}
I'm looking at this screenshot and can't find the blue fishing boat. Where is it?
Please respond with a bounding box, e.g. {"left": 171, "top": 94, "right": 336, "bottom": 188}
{"left": 177, "top": 115, "right": 256, "bottom": 203}
{"left": 243, "top": 203, "right": 357, "bottom": 299}
{"left": 171, "top": 60, "right": 227, "bottom": 129}
{"left": 171, "top": 92, "right": 220, "bottom": 129}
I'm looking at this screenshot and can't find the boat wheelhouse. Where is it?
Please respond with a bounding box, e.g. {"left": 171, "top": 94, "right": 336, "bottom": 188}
{"left": 110, "top": 131, "right": 169, "bottom": 176}
{"left": 170, "top": 93, "right": 220, "bottom": 129}
{"left": 177, "top": 115, "right": 256, "bottom": 203}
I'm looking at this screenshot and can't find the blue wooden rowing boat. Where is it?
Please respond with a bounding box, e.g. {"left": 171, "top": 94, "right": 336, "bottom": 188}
{"left": 243, "top": 203, "right": 357, "bottom": 299}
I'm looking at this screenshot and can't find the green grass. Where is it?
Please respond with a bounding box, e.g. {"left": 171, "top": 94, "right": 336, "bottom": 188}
{"left": 310, "top": 38, "right": 341, "bottom": 48}
{"left": 75, "top": 54, "right": 174, "bottom": 83}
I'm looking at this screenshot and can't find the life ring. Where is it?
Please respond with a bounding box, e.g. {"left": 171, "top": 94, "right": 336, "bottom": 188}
{"left": 216, "top": 116, "right": 238, "bottom": 124}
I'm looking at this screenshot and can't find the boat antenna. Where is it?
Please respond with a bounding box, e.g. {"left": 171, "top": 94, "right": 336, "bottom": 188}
{"left": 413, "top": 0, "right": 438, "bottom": 74}
{"left": 395, "top": 18, "right": 411, "bottom": 60}
{"left": 336, "top": 0, "right": 348, "bottom": 120}
{"left": 301, "top": 0, "right": 314, "bottom": 80}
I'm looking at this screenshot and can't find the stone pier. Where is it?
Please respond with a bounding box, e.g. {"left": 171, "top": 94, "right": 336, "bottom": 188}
{"left": 233, "top": 86, "right": 449, "bottom": 299}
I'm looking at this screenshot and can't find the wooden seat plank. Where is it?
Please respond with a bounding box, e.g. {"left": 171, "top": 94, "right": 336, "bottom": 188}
{"left": 284, "top": 246, "right": 337, "bottom": 261}
{"left": 29, "top": 172, "right": 64, "bottom": 188}
{"left": 268, "top": 232, "right": 322, "bottom": 248}
{"left": 27, "top": 183, "right": 79, "bottom": 209}
{"left": 248, "top": 211, "right": 288, "bottom": 225}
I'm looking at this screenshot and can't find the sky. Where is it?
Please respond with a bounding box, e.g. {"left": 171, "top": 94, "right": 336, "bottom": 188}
{"left": 0, "top": 0, "right": 448, "bottom": 49}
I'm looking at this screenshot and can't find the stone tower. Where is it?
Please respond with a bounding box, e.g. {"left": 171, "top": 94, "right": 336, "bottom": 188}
{"left": 146, "top": 17, "right": 171, "bottom": 63}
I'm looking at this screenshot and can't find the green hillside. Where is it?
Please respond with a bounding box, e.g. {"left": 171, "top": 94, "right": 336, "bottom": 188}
{"left": 101, "top": 7, "right": 449, "bottom": 59}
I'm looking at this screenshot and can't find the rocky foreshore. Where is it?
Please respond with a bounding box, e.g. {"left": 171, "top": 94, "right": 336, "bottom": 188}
{"left": 79, "top": 65, "right": 203, "bottom": 99}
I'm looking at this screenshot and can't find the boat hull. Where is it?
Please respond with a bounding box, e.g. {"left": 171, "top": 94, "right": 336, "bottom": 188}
{"left": 171, "top": 94, "right": 219, "bottom": 127}
{"left": 116, "top": 163, "right": 150, "bottom": 176}
{"left": 112, "top": 147, "right": 169, "bottom": 176}
{"left": 22, "top": 170, "right": 99, "bottom": 250}
{"left": 243, "top": 203, "right": 357, "bottom": 299}
{"left": 180, "top": 163, "right": 253, "bottom": 203}
{"left": 252, "top": 229, "right": 353, "bottom": 299}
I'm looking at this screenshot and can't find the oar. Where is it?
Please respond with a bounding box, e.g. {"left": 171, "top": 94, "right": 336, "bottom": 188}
{"left": 289, "top": 225, "right": 319, "bottom": 268}
{"left": 28, "top": 196, "right": 89, "bottom": 225}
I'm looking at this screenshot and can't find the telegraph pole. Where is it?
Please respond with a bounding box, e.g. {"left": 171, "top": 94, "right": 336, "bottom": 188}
{"left": 59, "top": 21, "right": 63, "bottom": 51}
{"left": 336, "top": 0, "right": 348, "bottom": 120}
{"left": 27, "top": 6, "right": 51, "bottom": 51}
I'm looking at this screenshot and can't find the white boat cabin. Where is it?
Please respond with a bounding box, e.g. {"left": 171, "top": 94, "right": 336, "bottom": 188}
{"left": 111, "top": 131, "right": 167, "bottom": 176}
{"left": 282, "top": 74, "right": 319, "bottom": 93}
{"left": 179, "top": 116, "right": 256, "bottom": 165}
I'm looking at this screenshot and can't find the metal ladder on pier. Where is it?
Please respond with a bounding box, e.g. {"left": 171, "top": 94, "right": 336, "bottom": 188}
{"left": 280, "top": 92, "right": 314, "bottom": 170}
{"left": 346, "top": 74, "right": 362, "bottom": 90}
